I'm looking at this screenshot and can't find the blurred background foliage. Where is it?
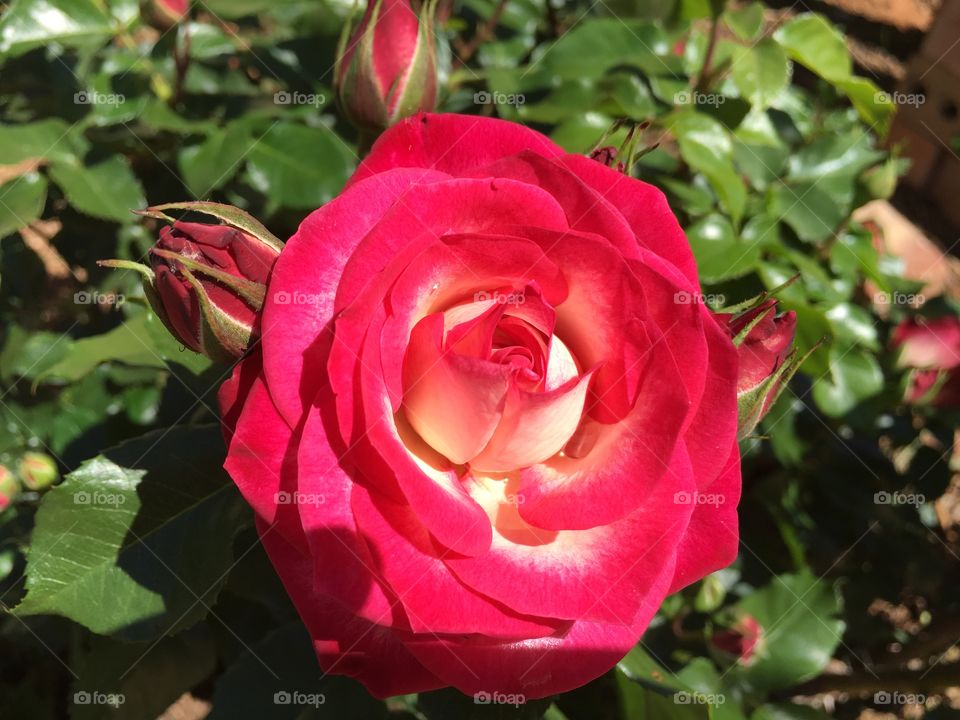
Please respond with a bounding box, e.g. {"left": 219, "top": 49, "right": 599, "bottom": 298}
{"left": 0, "top": 0, "right": 958, "bottom": 718}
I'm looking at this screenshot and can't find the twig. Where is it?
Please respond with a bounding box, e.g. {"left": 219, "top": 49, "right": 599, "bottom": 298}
{"left": 455, "top": 0, "right": 509, "bottom": 63}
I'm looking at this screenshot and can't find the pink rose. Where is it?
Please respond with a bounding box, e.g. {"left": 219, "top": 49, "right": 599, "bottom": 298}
{"left": 219, "top": 113, "right": 741, "bottom": 698}
{"left": 892, "top": 315, "right": 960, "bottom": 406}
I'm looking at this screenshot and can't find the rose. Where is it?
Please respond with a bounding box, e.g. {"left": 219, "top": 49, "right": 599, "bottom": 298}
{"left": 709, "top": 614, "right": 763, "bottom": 666}
{"left": 892, "top": 315, "right": 960, "bottom": 406}
{"left": 145, "top": 221, "right": 279, "bottom": 361}
{"left": 334, "top": 0, "right": 438, "bottom": 131}
{"left": 717, "top": 298, "right": 797, "bottom": 439}
{"left": 219, "top": 113, "right": 742, "bottom": 698}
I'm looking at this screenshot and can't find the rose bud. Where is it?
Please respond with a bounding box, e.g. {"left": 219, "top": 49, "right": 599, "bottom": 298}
{"left": 334, "top": 0, "right": 438, "bottom": 133}
{"left": 145, "top": 0, "right": 189, "bottom": 28}
{"left": 141, "top": 221, "right": 280, "bottom": 363}
{"left": 718, "top": 298, "right": 799, "bottom": 439}
{"left": 18, "top": 452, "right": 58, "bottom": 492}
{"left": 892, "top": 316, "right": 960, "bottom": 406}
{"left": 710, "top": 614, "right": 763, "bottom": 666}
{"left": 0, "top": 465, "right": 19, "bottom": 511}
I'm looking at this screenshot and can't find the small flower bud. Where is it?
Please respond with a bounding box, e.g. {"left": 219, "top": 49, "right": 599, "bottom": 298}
{"left": 145, "top": 221, "right": 280, "bottom": 362}
{"left": 0, "top": 465, "right": 19, "bottom": 511}
{"left": 892, "top": 316, "right": 960, "bottom": 407}
{"left": 18, "top": 452, "right": 58, "bottom": 492}
{"left": 710, "top": 614, "right": 763, "bottom": 666}
{"left": 334, "top": 0, "right": 439, "bottom": 132}
{"left": 717, "top": 298, "right": 799, "bottom": 439}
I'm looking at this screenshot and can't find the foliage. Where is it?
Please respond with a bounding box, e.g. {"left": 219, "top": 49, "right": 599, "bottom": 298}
{"left": 0, "top": 0, "right": 956, "bottom": 718}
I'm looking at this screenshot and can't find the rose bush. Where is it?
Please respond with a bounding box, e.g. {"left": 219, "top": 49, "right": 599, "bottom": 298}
{"left": 218, "top": 113, "right": 743, "bottom": 699}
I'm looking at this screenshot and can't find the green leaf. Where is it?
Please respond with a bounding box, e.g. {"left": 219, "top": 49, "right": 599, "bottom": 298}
{"left": 14, "top": 426, "right": 251, "bottom": 641}
{"left": 178, "top": 121, "right": 254, "bottom": 198}
{"left": 677, "top": 659, "right": 747, "bottom": 720}
{"left": 0, "top": 0, "right": 134, "bottom": 60}
{"left": 0, "top": 172, "right": 47, "bottom": 238}
{"left": 0, "top": 119, "right": 81, "bottom": 164}
{"left": 725, "top": 2, "right": 764, "bottom": 40}
{"left": 670, "top": 111, "right": 747, "bottom": 226}
{"left": 834, "top": 77, "right": 896, "bottom": 137}
{"left": 35, "top": 314, "right": 167, "bottom": 384}
{"left": 246, "top": 122, "right": 353, "bottom": 210}
{"left": 537, "top": 19, "right": 675, "bottom": 81}
{"left": 71, "top": 625, "right": 217, "bottom": 720}
{"left": 687, "top": 213, "right": 760, "bottom": 282}
{"left": 770, "top": 182, "right": 845, "bottom": 243}
{"left": 811, "top": 345, "right": 884, "bottom": 417}
{"left": 731, "top": 40, "right": 790, "bottom": 109}
{"left": 49, "top": 155, "right": 146, "bottom": 223}
{"left": 774, "top": 13, "right": 851, "bottom": 82}
{"left": 727, "top": 570, "right": 844, "bottom": 693}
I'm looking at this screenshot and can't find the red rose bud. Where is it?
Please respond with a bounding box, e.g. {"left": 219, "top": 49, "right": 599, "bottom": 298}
{"left": 18, "top": 452, "right": 58, "bottom": 491}
{"left": 147, "top": 0, "right": 189, "bottom": 28}
{"left": 892, "top": 316, "right": 960, "bottom": 407}
{"left": 0, "top": 465, "right": 19, "bottom": 511}
{"left": 334, "top": 0, "right": 438, "bottom": 132}
{"left": 710, "top": 614, "right": 763, "bottom": 666}
{"left": 719, "top": 298, "right": 800, "bottom": 439}
{"left": 142, "top": 221, "right": 280, "bottom": 362}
